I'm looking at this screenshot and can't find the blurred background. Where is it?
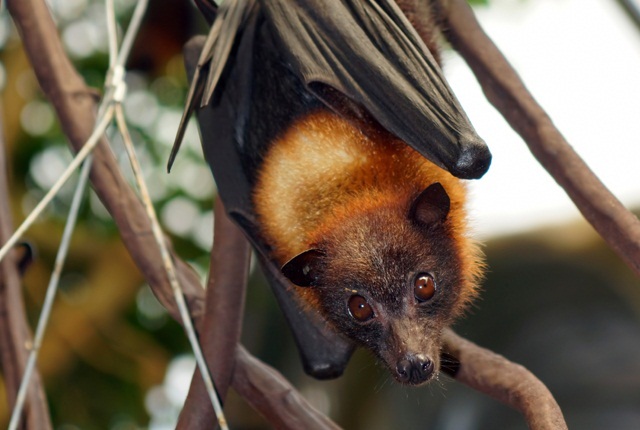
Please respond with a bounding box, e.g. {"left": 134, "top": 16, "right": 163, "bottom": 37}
{"left": 0, "top": 0, "right": 639, "bottom": 429}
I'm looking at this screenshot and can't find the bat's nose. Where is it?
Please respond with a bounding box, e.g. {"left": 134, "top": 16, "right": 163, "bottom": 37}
{"left": 396, "top": 354, "right": 434, "bottom": 385}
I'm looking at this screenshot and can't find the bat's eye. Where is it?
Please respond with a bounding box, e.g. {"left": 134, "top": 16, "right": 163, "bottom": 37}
{"left": 348, "top": 295, "right": 374, "bottom": 322}
{"left": 414, "top": 273, "right": 436, "bottom": 302}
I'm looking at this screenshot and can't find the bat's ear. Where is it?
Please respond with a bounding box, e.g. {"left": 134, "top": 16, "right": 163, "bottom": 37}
{"left": 281, "top": 249, "right": 325, "bottom": 287}
{"left": 409, "top": 183, "right": 450, "bottom": 227}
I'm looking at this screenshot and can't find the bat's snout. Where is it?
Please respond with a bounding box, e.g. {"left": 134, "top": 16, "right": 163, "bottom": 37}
{"left": 395, "top": 354, "right": 435, "bottom": 385}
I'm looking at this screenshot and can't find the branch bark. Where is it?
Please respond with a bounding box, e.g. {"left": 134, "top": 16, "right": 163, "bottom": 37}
{"left": 176, "top": 198, "right": 251, "bottom": 429}
{"left": 0, "top": 112, "right": 51, "bottom": 429}
{"left": 443, "top": 329, "right": 567, "bottom": 430}
{"left": 436, "top": 0, "right": 640, "bottom": 277}
{"left": 233, "top": 345, "right": 341, "bottom": 430}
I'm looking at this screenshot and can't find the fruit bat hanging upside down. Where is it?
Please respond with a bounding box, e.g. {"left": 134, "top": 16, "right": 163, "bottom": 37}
{"left": 170, "top": 0, "right": 491, "bottom": 386}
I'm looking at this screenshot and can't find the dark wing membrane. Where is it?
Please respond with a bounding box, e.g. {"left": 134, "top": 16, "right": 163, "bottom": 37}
{"left": 261, "top": 0, "right": 491, "bottom": 179}
{"left": 201, "top": 1, "right": 254, "bottom": 106}
{"left": 182, "top": 29, "right": 356, "bottom": 379}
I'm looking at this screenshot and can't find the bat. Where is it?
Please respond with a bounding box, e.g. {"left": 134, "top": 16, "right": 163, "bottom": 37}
{"left": 170, "top": 0, "right": 491, "bottom": 382}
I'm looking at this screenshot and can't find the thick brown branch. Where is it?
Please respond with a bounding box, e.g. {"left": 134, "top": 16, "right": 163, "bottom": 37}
{"left": 436, "top": 0, "right": 640, "bottom": 276}
{"left": 443, "top": 329, "right": 567, "bottom": 430}
{"left": 0, "top": 114, "right": 52, "bottom": 428}
{"left": 177, "top": 198, "right": 251, "bottom": 429}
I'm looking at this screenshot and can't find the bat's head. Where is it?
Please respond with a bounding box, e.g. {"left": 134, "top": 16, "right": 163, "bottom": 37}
{"left": 282, "top": 183, "right": 480, "bottom": 385}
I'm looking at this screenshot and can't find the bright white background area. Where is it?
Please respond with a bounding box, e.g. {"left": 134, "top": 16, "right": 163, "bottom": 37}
{"left": 444, "top": 0, "right": 640, "bottom": 238}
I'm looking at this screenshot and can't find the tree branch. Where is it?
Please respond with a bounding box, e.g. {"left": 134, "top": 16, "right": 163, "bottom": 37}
{"left": 232, "top": 345, "right": 341, "bottom": 430}
{"left": 0, "top": 112, "right": 51, "bottom": 428}
{"left": 443, "top": 329, "right": 567, "bottom": 430}
{"left": 177, "top": 198, "right": 251, "bottom": 429}
{"left": 436, "top": 0, "right": 640, "bottom": 277}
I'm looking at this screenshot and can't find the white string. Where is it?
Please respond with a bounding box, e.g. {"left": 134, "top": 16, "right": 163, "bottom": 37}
{"left": 0, "top": 104, "right": 114, "bottom": 264}
{"left": 105, "top": 0, "right": 118, "bottom": 69}
{"left": 115, "top": 104, "right": 229, "bottom": 430}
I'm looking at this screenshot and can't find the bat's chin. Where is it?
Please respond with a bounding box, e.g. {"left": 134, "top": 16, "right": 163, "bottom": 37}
{"left": 393, "top": 369, "right": 438, "bottom": 387}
